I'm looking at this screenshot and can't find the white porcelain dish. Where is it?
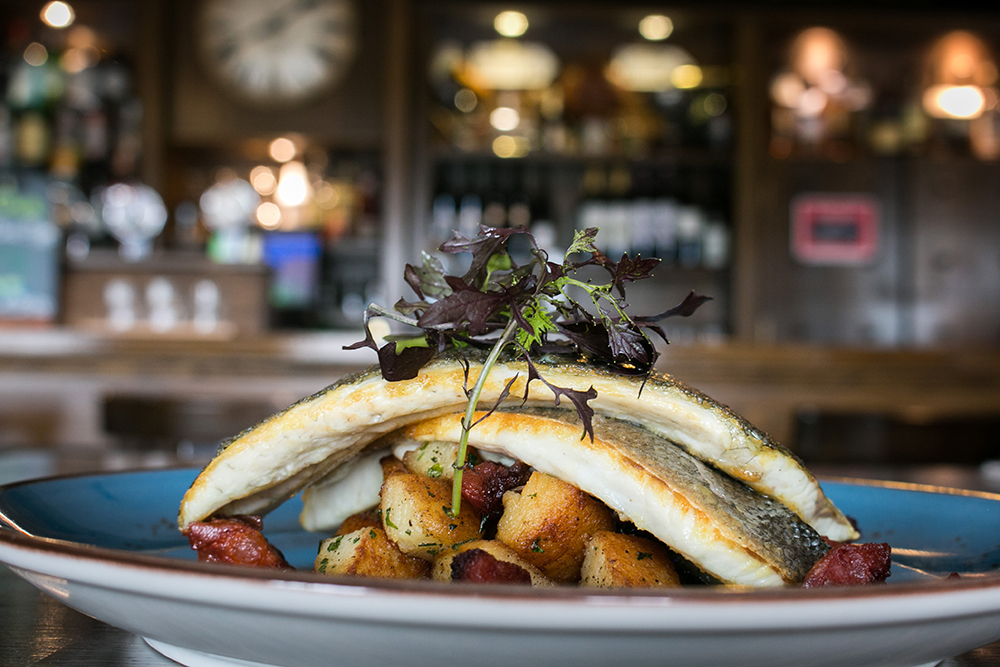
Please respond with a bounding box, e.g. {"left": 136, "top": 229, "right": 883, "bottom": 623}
{"left": 2, "top": 468, "right": 1000, "bottom": 667}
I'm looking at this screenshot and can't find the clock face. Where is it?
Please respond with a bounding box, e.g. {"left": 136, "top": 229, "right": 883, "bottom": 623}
{"left": 198, "top": 0, "right": 357, "bottom": 106}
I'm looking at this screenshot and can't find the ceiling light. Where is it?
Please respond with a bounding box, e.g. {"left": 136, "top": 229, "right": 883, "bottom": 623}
{"left": 275, "top": 161, "right": 311, "bottom": 207}
{"left": 490, "top": 107, "right": 520, "bottom": 131}
{"left": 494, "top": 11, "right": 528, "bottom": 38}
{"left": 256, "top": 202, "right": 282, "bottom": 229}
{"left": 268, "top": 137, "right": 297, "bottom": 163}
{"left": 671, "top": 64, "right": 703, "bottom": 89}
{"left": 639, "top": 15, "right": 673, "bottom": 41}
{"left": 250, "top": 166, "right": 277, "bottom": 196}
{"left": 466, "top": 40, "right": 559, "bottom": 90}
{"left": 23, "top": 43, "right": 48, "bottom": 67}
{"left": 923, "top": 84, "right": 986, "bottom": 119}
{"left": 41, "top": 1, "right": 75, "bottom": 28}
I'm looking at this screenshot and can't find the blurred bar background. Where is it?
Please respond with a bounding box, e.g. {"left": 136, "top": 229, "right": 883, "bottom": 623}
{"left": 2, "top": 0, "right": 1000, "bottom": 485}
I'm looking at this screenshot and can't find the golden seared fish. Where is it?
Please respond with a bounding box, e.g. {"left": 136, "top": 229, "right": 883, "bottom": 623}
{"left": 410, "top": 408, "right": 829, "bottom": 586}
{"left": 178, "top": 351, "right": 858, "bottom": 545}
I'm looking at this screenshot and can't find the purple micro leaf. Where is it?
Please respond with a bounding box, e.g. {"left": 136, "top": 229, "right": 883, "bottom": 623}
{"left": 612, "top": 254, "right": 661, "bottom": 297}
{"left": 417, "top": 287, "right": 506, "bottom": 336}
{"left": 605, "top": 320, "right": 651, "bottom": 363}
{"left": 394, "top": 297, "right": 430, "bottom": 317}
{"left": 376, "top": 340, "right": 435, "bottom": 382}
{"left": 521, "top": 354, "right": 597, "bottom": 441}
{"left": 343, "top": 317, "right": 380, "bottom": 353}
{"left": 472, "top": 374, "right": 520, "bottom": 427}
{"left": 440, "top": 225, "right": 527, "bottom": 283}
{"left": 460, "top": 356, "right": 472, "bottom": 399}
{"left": 634, "top": 291, "right": 712, "bottom": 323}
{"left": 404, "top": 254, "right": 452, "bottom": 301}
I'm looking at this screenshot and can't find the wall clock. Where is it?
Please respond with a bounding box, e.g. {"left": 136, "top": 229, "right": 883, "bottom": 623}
{"left": 198, "top": 0, "right": 358, "bottom": 107}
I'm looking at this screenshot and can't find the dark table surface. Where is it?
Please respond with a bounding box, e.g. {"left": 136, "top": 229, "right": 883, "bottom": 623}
{"left": 5, "top": 460, "right": 1000, "bottom": 666}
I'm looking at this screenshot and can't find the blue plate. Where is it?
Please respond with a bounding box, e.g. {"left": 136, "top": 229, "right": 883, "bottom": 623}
{"left": 6, "top": 469, "right": 1000, "bottom": 667}
{"left": 2, "top": 468, "right": 1000, "bottom": 579}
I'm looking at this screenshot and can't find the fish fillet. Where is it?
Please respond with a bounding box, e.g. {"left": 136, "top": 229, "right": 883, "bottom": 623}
{"left": 178, "top": 351, "right": 858, "bottom": 542}
{"left": 406, "top": 408, "right": 829, "bottom": 586}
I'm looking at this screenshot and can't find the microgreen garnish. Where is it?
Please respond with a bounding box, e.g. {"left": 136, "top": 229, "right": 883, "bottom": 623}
{"left": 347, "top": 225, "right": 709, "bottom": 516}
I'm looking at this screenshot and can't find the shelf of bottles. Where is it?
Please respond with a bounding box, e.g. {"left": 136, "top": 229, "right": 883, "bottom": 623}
{"left": 167, "top": 141, "right": 383, "bottom": 331}
{"left": 418, "top": 8, "right": 734, "bottom": 341}
{"left": 0, "top": 2, "right": 150, "bottom": 325}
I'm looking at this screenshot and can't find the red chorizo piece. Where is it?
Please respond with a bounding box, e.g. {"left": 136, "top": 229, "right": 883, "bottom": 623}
{"left": 802, "top": 542, "right": 891, "bottom": 588}
{"left": 185, "top": 515, "right": 292, "bottom": 569}
{"left": 451, "top": 548, "right": 532, "bottom": 585}
{"left": 461, "top": 460, "right": 531, "bottom": 517}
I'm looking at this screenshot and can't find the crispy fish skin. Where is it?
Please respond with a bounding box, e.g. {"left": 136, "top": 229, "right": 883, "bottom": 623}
{"left": 408, "top": 409, "right": 829, "bottom": 587}
{"left": 178, "top": 351, "right": 857, "bottom": 542}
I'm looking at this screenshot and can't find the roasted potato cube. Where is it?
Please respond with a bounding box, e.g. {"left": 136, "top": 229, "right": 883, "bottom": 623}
{"left": 580, "top": 531, "right": 681, "bottom": 588}
{"left": 403, "top": 440, "right": 460, "bottom": 480}
{"left": 334, "top": 508, "right": 381, "bottom": 536}
{"left": 432, "top": 539, "right": 554, "bottom": 587}
{"left": 496, "top": 472, "right": 615, "bottom": 583}
{"left": 315, "top": 526, "right": 430, "bottom": 579}
{"left": 380, "top": 455, "right": 408, "bottom": 479}
{"left": 380, "top": 473, "right": 482, "bottom": 561}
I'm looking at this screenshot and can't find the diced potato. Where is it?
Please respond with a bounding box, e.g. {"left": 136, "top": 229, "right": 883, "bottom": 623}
{"left": 380, "top": 455, "right": 408, "bottom": 479}
{"left": 315, "top": 526, "right": 430, "bottom": 579}
{"left": 403, "top": 441, "right": 460, "bottom": 480}
{"left": 432, "top": 539, "right": 554, "bottom": 587}
{"left": 334, "top": 508, "right": 381, "bottom": 536}
{"left": 380, "top": 473, "right": 482, "bottom": 561}
{"left": 580, "top": 531, "right": 681, "bottom": 588}
{"left": 496, "top": 472, "right": 615, "bottom": 583}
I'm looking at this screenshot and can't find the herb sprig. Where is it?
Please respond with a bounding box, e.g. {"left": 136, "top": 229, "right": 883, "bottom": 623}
{"left": 347, "top": 225, "right": 709, "bottom": 515}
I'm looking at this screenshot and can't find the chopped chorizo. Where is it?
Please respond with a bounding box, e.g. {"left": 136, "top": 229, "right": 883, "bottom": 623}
{"left": 451, "top": 548, "right": 532, "bottom": 585}
{"left": 461, "top": 460, "right": 531, "bottom": 517}
{"left": 185, "top": 515, "right": 292, "bottom": 569}
{"left": 802, "top": 542, "right": 891, "bottom": 588}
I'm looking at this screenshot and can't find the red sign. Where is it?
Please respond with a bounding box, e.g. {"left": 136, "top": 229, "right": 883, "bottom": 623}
{"left": 790, "top": 194, "right": 880, "bottom": 265}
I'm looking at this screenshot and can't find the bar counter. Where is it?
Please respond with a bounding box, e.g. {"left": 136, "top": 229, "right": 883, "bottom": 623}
{"left": 2, "top": 328, "right": 999, "bottom": 449}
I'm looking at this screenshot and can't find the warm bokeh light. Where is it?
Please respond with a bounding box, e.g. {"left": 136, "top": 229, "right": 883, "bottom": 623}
{"left": 466, "top": 40, "right": 559, "bottom": 90}
{"left": 606, "top": 43, "right": 695, "bottom": 92}
{"left": 494, "top": 11, "right": 528, "bottom": 38}
{"left": 256, "top": 202, "right": 282, "bottom": 229}
{"left": 250, "top": 166, "right": 277, "bottom": 195}
{"left": 275, "top": 161, "right": 311, "bottom": 207}
{"left": 671, "top": 64, "right": 703, "bottom": 89}
{"left": 791, "top": 27, "right": 847, "bottom": 85}
{"left": 268, "top": 137, "right": 297, "bottom": 163}
{"left": 639, "top": 15, "right": 673, "bottom": 41}
{"left": 60, "top": 46, "right": 99, "bottom": 73}
{"left": 923, "top": 84, "right": 986, "bottom": 119}
{"left": 704, "top": 93, "right": 727, "bottom": 116}
{"left": 23, "top": 43, "right": 48, "bottom": 67}
{"left": 929, "top": 31, "right": 993, "bottom": 85}
{"left": 492, "top": 135, "right": 517, "bottom": 158}
{"left": 491, "top": 135, "right": 528, "bottom": 158}
{"left": 489, "top": 107, "right": 520, "bottom": 131}
{"left": 41, "top": 1, "right": 75, "bottom": 28}
{"left": 454, "top": 88, "right": 478, "bottom": 112}
{"left": 314, "top": 181, "right": 339, "bottom": 207}
{"left": 797, "top": 87, "right": 828, "bottom": 117}
{"left": 771, "top": 72, "right": 805, "bottom": 108}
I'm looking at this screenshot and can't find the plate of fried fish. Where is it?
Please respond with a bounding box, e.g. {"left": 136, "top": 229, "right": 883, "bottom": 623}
{"left": 4, "top": 352, "right": 1000, "bottom": 667}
